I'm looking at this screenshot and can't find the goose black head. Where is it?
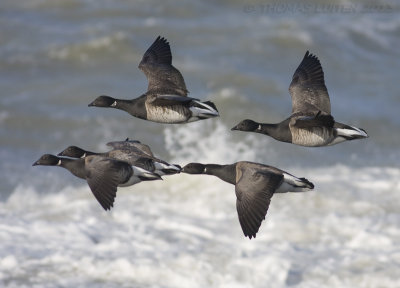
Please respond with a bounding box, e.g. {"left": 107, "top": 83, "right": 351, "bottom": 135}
{"left": 58, "top": 146, "right": 87, "bottom": 158}
{"left": 182, "top": 163, "right": 206, "bottom": 174}
{"left": 231, "top": 119, "right": 259, "bottom": 132}
{"left": 33, "top": 154, "right": 61, "bottom": 166}
{"left": 88, "top": 95, "right": 116, "bottom": 108}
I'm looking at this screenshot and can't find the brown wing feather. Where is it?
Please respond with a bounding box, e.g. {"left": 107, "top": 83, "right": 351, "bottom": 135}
{"left": 148, "top": 94, "right": 195, "bottom": 106}
{"left": 106, "top": 139, "right": 141, "bottom": 149}
{"left": 293, "top": 112, "right": 335, "bottom": 128}
{"left": 139, "top": 36, "right": 188, "bottom": 96}
{"left": 141, "top": 36, "right": 172, "bottom": 65}
{"left": 107, "top": 140, "right": 169, "bottom": 167}
{"left": 289, "top": 51, "right": 331, "bottom": 115}
{"left": 85, "top": 156, "right": 128, "bottom": 210}
{"left": 235, "top": 166, "right": 283, "bottom": 239}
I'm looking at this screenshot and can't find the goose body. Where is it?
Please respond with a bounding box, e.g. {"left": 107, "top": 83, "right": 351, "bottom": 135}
{"left": 182, "top": 161, "right": 314, "bottom": 239}
{"left": 58, "top": 142, "right": 181, "bottom": 176}
{"left": 232, "top": 51, "right": 368, "bottom": 146}
{"left": 89, "top": 36, "right": 219, "bottom": 124}
{"left": 33, "top": 154, "right": 161, "bottom": 210}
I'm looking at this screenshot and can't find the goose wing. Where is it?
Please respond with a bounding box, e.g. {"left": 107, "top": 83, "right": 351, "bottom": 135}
{"left": 85, "top": 156, "right": 131, "bottom": 210}
{"left": 107, "top": 139, "right": 155, "bottom": 157}
{"left": 124, "top": 142, "right": 154, "bottom": 157}
{"left": 291, "top": 111, "right": 335, "bottom": 129}
{"left": 139, "top": 36, "right": 188, "bottom": 96}
{"left": 235, "top": 165, "right": 283, "bottom": 239}
{"left": 148, "top": 94, "right": 198, "bottom": 106}
{"left": 289, "top": 51, "right": 331, "bottom": 115}
{"left": 130, "top": 156, "right": 156, "bottom": 172}
{"left": 107, "top": 139, "right": 141, "bottom": 149}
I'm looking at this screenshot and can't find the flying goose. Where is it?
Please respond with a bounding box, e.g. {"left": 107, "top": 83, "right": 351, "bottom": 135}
{"left": 33, "top": 154, "right": 161, "bottom": 210}
{"left": 89, "top": 36, "right": 219, "bottom": 123}
{"left": 232, "top": 51, "right": 368, "bottom": 146}
{"left": 58, "top": 142, "right": 181, "bottom": 176}
{"left": 182, "top": 161, "right": 314, "bottom": 239}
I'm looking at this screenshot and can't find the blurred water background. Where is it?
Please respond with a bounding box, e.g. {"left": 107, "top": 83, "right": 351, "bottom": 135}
{"left": 1, "top": 0, "right": 400, "bottom": 287}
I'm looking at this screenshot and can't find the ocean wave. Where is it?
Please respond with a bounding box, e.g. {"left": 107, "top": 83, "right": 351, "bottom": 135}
{"left": 48, "top": 32, "right": 129, "bottom": 62}
{"left": 1, "top": 1, "right": 399, "bottom": 286}
{"left": 1, "top": 159, "right": 399, "bottom": 287}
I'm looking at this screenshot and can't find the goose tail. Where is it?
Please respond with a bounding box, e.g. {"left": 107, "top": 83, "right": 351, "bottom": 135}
{"left": 154, "top": 162, "right": 182, "bottom": 176}
{"left": 276, "top": 173, "right": 314, "bottom": 193}
{"left": 336, "top": 125, "right": 368, "bottom": 140}
{"left": 189, "top": 100, "right": 219, "bottom": 121}
{"left": 132, "top": 166, "right": 162, "bottom": 181}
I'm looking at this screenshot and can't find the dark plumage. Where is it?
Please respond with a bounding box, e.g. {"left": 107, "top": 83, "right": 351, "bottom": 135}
{"left": 58, "top": 140, "right": 181, "bottom": 176}
{"left": 138, "top": 36, "right": 188, "bottom": 97}
{"left": 33, "top": 154, "right": 161, "bottom": 210}
{"left": 182, "top": 161, "right": 314, "bottom": 239}
{"left": 232, "top": 51, "right": 368, "bottom": 146}
{"left": 89, "top": 36, "right": 219, "bottom": 124}
{"left": 106, "top": 138, "right": 154, "bottom": 157}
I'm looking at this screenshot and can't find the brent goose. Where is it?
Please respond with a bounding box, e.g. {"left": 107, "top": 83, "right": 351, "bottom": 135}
{"left": 89, "top": 36, "right": 219, "bottom": 123}
{"left": 182, "top": 161, "right": 314, "bottom": 239}
{"left": 33, "top": 154, "right": 161, "bottom": 210}
{"left": 232, "top": 51, "right": 368, "bottom": 146}
{"left": 58, "top": 142, "right": 181, "bottom": 176}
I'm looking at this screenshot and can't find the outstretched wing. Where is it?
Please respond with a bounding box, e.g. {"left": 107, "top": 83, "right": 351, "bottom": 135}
{"left": 85, "top": 156, "right": 130, "bottom": 210}
{"left": 289, "top": 51, "right": 331, "bottom": 115}
{"left": 107, "top": 138, "right": 141, "bottom": 149}
{"left": 107, "top": 140, "right": 169, "bottom": 168}
{"left": 131, "top": 143, "right": 154, "bottom": 157}
{"left": 235, "top": 166, "right": 283, "bottom": 239}
{"left": 138, "top": 36, "right": 188, "bottom": 96}
{"left": 107, "top": 139, "right": 154, "bottom": 157}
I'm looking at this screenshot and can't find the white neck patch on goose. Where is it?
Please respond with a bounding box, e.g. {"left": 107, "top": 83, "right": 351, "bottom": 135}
{"left": 111, "top": 101, "right": 117, "bottom": 107}
{"left": 57, "top": 159, "right": 62, "bottom": 166}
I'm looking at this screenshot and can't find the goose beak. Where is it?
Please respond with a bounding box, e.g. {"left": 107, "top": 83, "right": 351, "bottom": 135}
{"left": 231, "top": 125, "right": 238, "bottom": 131}
{"left": 32, "top": 161, "right": 39, "bottom": 166}
{"left": 88, "top": 101, "right": 94, "bottom": 107}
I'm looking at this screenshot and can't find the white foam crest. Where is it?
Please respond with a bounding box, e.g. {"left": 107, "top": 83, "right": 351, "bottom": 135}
{"left": 1, "top": 164, "right": 400, "bottom": 287}
{"left": 163, "top": 120, "right": 268, "bottom": 164}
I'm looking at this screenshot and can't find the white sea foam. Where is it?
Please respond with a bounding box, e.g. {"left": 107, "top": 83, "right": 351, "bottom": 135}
{"left": 163, "top": 120, "right": 267, "bottom": 164}
{"left": 1, "top": 122, "right": 400, "bottom": 287}
{"left": 1, "top": 166, "right": 399, "bottom": 287}
{"left": 2, "top": 1, "right": 400, "bottom": 287}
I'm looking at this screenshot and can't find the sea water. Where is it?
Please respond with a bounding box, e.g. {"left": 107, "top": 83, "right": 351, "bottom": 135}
{"left": 1, "top": 0, "right": 399, "bottom": 287}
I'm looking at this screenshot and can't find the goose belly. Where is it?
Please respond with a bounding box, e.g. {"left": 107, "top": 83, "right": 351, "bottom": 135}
{"left": 146, "top": 105, "right": 190, "bottom": 123}
{"left": 290, "top": 127, "right": 334, "bottom": 147}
